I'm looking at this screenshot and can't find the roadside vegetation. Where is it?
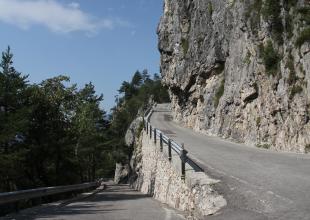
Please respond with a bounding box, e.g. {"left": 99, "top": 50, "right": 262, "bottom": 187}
{"left": 0, "top": 47, "right": 170, "bottom": 193}
{"left": 108, "top": 70, "right": 170, "bottom": 163}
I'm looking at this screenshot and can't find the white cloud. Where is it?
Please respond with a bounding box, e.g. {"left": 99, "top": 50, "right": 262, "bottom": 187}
{"left": 68, "top": 2, "right": 80, "bottom": 9}
{"left": 0, "top": 0, "right": 130, "bottom": 34}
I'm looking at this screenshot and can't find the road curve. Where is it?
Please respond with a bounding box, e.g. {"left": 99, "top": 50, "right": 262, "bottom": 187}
{"left": 1, "top": 183, "right": 185, "bottom": 220}
{"left": 150, "top": 104, "right": 310, "bottom": 220}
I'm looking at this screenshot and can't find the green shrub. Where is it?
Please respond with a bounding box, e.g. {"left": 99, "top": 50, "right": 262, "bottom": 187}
{"left": 137, "top": 121, "right": 144, "bottom": 138}
{"left": 290, "top": 85, "right": 303, "bottom": 98}
{"left": 296, "top": 28, "right": 310, "bottom": 47}
{"left": 262, "top": 40, "right": 280, "bottom": 76}
{"left": 283, "top": 0, "right": 297, "bottom": 10}
{"left": 258, "top": 43, "right": 264, "bottom": 57}
{"left": 286, "top": 52, "right": 296, "bottom": 84}
{"left": 215, "top": 62, "right": 225, "bottom": 74}
{"left": 262, "top": 0, "right": 284, "bottom": 43}
{"left": 244, "top": 0, "right": 263, "bottom": 36}
{"left": 298, "top": 7, "right": 310, "bottom": 24}
{"left": 181, "top": 38, "right": 189, "bottom": 55}
{"left": 214, "top": 79, "right": 225, "bottom": 108}
{"left": 285, "top": 13, "right": 294, "bottom": 39}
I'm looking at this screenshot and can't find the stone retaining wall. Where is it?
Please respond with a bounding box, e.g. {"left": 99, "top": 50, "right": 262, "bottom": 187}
{"left": 132, "top": 131, "right": 226, "bottom": 219}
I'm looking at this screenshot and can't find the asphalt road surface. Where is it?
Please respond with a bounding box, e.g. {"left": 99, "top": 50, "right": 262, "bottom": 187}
{"left": 150, "top": 104, "right": 310, "bottom": 220}
{"left": 1, "top": 183, "right": 185, "bottom": 220}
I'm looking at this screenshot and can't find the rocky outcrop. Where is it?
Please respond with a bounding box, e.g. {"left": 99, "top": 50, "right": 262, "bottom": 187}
{"left": 114, "top": 116, "right": 143, "bottom": 184}
{"left": 125, "top": 116, "right": 143, "bottom": 147}
{"left": 158, "top": 0, "right": 310, "bottom": 152}
{"left": 114, "top": 163, "right": 131, "bottom": 184}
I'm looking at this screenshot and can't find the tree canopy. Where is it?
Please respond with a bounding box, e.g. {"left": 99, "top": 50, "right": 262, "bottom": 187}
{"left": 0, "top": 48, "right": 170, "bottom": 192}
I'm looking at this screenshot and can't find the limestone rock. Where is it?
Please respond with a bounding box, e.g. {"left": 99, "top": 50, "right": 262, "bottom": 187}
{"left": 125, "top": 116, "right": 143, "bottom": 147}
{"left": 158, "top": 0, "right": 310, "bottom": 153}
{"left": 114, "top": 163, "right": 131, "bottom": 184}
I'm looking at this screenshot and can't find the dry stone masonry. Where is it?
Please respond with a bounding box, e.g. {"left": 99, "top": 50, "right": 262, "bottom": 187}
{"left": 158, "top": 0, "right": 310, "bottom": 152}
{"left": 130, "top": 131, "right": 226, "bottom": 219}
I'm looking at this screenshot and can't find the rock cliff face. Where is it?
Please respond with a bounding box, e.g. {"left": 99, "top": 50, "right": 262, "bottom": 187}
{"left": 158, "top": 0, "right": 310, "bottom": 152}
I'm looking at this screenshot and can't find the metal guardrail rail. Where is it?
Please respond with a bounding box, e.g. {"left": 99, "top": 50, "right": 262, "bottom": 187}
{"left": 143, "top": 104, "right": 203, "bottom": 180}
{"left": 0, "top": 182, "right": 100, "bottom": 205}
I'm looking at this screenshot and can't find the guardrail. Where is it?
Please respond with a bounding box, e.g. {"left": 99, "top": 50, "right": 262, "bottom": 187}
{"left": 0, "top": 182, "right": 100, "bottom": 205}
{"left": 143, "top": 104, "right": 203, "bottom": 180}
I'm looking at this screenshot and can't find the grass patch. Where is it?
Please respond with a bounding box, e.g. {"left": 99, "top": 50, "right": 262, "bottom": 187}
{"left": 214, "top": 78, "right": 225, "bottom": 108}
{"left": 262, "top": 40, "right": 280, "bottom": 76}
{"left": 295, "top": 28, "right": 310, "bottom": 47}
{"left": 181, "top": 38, "right": 189, "bottom": 55}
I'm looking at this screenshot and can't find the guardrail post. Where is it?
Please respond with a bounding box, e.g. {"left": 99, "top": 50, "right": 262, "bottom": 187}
{"left": 180, "top": 143, "right": 188, "bottom": 181}
{"left": 160, "top": 133, "right": 163, "bottom": 152}
{"left": 154, "top": 129, "right": 157, "bottom": 144}
{"left": 168, "top": 139, "right": 172, "bottom": 162}
{"left": 150, "top": 125, "right": 152, "bottom": 139}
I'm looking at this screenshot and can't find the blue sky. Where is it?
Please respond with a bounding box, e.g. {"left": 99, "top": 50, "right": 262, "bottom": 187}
{"left": 0, "top": 0, "right": 163, "bottom": 111}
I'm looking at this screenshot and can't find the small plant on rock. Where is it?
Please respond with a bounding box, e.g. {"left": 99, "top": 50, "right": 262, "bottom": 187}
{"left": 214, "top": 79, "right": 225, "bottom": 108}
{"left": 256, "top": 117, "right": 261, "bottom": 127}
{"left": 262, "top": 40, "right": 280, "bottom": 76}
{"left": 256, "top": 143, "right": 271, "bottom": 149}
{"left": 290, "top": 85, "right": 303, "bottom": 99}
{"left": 181, "top": 38, "right": 189, "bottom": 55}
{"left": 295, "top": 28, "right": 310, "bottom": 47}
{"left": 244, "top": 50, "right": 252, "bottom": 65}
{"left": 262, "top": 0, "right": 284, "bottom": 44}
{"left": 286, "top": 52, "right": 296, "bottom": 84}
{"left": 305, "top": 144, "right": 310, "bottom": 153}
{"left": 208, "top": 2, "right": 213, "bottom": 16}
{"left": 298, "top": 7, "right": 310, "bottom": 24}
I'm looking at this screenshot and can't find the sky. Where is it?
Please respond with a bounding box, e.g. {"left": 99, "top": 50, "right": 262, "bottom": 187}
{"left": 0, "top": 0, "right": 164, "bottom": 111}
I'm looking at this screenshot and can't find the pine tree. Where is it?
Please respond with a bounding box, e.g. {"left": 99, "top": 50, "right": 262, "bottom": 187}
{"left": 0, "top": 46, "right": 30, "bottom": 192}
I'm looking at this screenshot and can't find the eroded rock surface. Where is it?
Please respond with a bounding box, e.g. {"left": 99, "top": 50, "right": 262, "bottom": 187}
{"left": 158, "top": 0, "right": 310, "bottom": 152}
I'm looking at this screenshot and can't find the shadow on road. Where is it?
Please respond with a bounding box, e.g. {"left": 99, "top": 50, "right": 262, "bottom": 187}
{"left": 1, "top": 184, "right": 152, "bottom": 220}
